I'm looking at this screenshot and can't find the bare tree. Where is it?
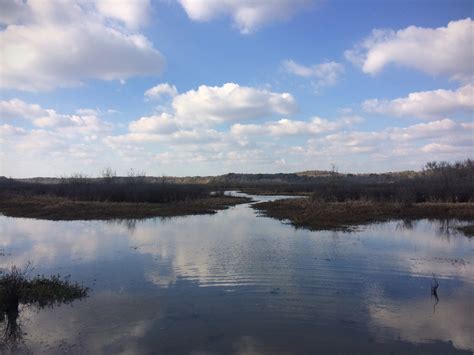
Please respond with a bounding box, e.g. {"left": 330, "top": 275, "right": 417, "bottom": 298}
{"left": 101, "top": 167, "right": 116, "bottom": 183}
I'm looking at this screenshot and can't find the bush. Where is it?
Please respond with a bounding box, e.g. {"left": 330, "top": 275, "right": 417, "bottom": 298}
{"left": 0, "top": 176, "right": 209, "bottom": 203}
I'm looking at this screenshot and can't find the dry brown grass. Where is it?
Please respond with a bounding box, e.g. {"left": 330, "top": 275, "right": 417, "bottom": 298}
{"left": 252, "top": 198, "right": 474, "bottom": 232}
{"left": 0, "top": 193, "right": 251, "bottom": 220}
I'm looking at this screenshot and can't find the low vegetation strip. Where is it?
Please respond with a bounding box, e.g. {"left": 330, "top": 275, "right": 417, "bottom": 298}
{"left": 0, "top": 193, "right": 251, "bottom": 220}
{"left": 252, "top": 198, "right": 474, "bottom": 232}
{"left": 0, "top": 264, "right": 88, "bottom": 345}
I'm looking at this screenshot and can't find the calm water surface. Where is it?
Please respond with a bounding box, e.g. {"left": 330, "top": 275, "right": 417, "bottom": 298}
{"left": 0, "top": 193, "right": 473, "bottom": 354}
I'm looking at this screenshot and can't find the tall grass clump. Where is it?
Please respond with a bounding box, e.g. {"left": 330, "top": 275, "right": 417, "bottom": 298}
{"left": 0, "top": 264, "right": 87, "bottom": 343}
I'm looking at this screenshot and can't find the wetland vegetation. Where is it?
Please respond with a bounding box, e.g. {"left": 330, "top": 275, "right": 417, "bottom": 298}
{"left": 0, "top": 264, "right": 87, "bottom": 346}
{"left": 1, "top": 160, "right": 471, "bottom": 228}
{"left": 0, "top": 173, "right": 251, "bottom": 220}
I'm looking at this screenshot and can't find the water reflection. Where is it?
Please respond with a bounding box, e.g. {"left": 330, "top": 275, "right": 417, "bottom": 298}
{"left": 367, "top": 285, "right": 473, "bottom": 351}
{"left": 0, "top": 194, "right": 472, "bottom": 353}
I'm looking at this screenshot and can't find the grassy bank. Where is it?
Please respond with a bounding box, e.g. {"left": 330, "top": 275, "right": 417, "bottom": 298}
{"left": 252, "top": 198, "right": 474, "bottom": 233}
{"left": 0, "top": 193, "right": 251, "bottom": 220}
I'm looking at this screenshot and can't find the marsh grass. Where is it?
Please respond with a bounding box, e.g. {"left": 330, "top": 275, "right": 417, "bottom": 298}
{"left": 253, "top": 199, "right": 474, "bottom": 232}
{"left": 0, "top": 264, "right": 88, "bottom": 345}
{"left": 0, "top": 193, "right": 251, "bottom": 220}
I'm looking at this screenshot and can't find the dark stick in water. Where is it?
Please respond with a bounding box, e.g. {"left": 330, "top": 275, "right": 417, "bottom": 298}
{"left": 431, "top": 273, "right": 439, "bottom": 314}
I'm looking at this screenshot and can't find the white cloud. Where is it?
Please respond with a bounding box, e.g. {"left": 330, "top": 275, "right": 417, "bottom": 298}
{"left": 0, "top": 124, "right": 26, "bottom": 142}
{"left": 231, "top": 116, "right": 362, "bottom": 137}
{"left": 0, "top": 0, "right": 165, "bottom": 91}
{"left": 178, "top": 0, "right": 314, "bottom": 34}
{"left": 282, "top": 59, "right": 345, "bottom": 90}
{"left": 0, "top": 98, "right": 45, "bottom": 120}
{"left": 94, "top": 0, "right": 151, "bottom": 29}
{"left": 0, "top": 98, "right": 112, "bottom": 136}
{"left": 144, "top": 83, "right": 178, "bottom": 101}
{"left": 306, "top": 118, "right": 472, "bottom": 161}
{"left": 0, "top": 0, "right": 30, "bottom": 25}
{"left": 13, "top": 129, "right": 67, "bottom": 153}
{"left": 345, "top": 18, "right": 473, "bottom": 81}
{"left": 128, "top": 113, "right": 178, "bottom": 134}
{"left": 172, "top": 83, "right": 297, "bottom": 125}
{"left": 105, "top": 129, "right": 222, "bottom": 146}
{"left": 0, "top": 100, "right": 119, "bottom": 176}
{"left": 105, "top": 82, "right": 300, "bottom": 152}
{"left": 363, "top": 84, "right": 474, "bottom": 119}
{"left": 420, "top": 143, "right": 460, "bottom": 153}
{"left": 389, "top": 118, "right": 458, "bottom": 140}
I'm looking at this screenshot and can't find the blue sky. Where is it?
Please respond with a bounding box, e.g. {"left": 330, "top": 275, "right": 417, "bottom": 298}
{"left": 0, "top": 0, "right": 472, "bottom": 177}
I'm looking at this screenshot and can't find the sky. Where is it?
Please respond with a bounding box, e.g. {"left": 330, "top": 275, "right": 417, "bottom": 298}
{"left": 0, "top": 0, "right": 472, "bottom": 178}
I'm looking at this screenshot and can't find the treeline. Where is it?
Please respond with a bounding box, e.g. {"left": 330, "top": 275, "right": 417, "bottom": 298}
{"left": 0, "top": 174, "right": 209, "bottom": 203}
{"left": 310, "top": 159, "right": 473, "bottom": 204}
{"left": 221, "top": 159, "right": 473, "bottom": 204}
{"left": 1, "top": 159, "right": 472, "bottom": 204}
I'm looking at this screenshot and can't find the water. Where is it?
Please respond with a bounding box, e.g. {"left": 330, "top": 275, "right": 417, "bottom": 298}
{"left": 0, "top": 193, "right": 473, "bottom": 354}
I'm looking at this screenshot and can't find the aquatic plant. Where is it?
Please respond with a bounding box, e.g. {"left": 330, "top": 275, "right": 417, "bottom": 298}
{"left": 0, "top": 264, "right": 88, "bottom": 345}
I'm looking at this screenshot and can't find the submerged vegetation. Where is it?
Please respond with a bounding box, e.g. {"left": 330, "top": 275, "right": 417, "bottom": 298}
{"left": 0, "top": 264, "right": 87, "bottom": 345}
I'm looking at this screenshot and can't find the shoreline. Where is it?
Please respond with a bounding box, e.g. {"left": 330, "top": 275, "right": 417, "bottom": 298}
{"left": 252, "top": 198, "right": 474, "bottom": 235}
{"left": 0, "top": 193, "right": 252, "bottom": 221}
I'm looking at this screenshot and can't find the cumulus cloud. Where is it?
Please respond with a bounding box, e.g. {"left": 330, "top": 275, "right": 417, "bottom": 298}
{"left": 94, "top": 0, "right": 151, "bottom": 29}
{"left": 0, "top": 124, "right": 26, "bottom": 142}
{"left": 420, "top": 143, "right": 460, "bottom": 153}
{"left": 231, "top": 116, "right": 362, "bottom": 137}
{"left": 144, "top": 83, "right": 178, "bottom": 101}
{"left": 178, "top": 0, "right": 315, "bottom": 34}
{"left": 0, "top": 99, "right": 119, "bottom": 176}
{"left": 0, "top": 98, "right": 45, "bottom": 120}
{"left": 282, "top": 59, "right": 345, "bottom": 90}
{"left": 128, "top": 113, "right": 178, "bottom": 134}
{"left": 306, "top": 118, "right": 472, "bottom": 161}
{"left": 105, "top": 82, "right": 299, "bottom": 149}
{"left": 105, "top": 129, "right": 222, "bottom": 146}
{"left": 363, "top": 84, "right": 474, "bottom": 119}
{"left": 0, "top": 0, "right": 30, "bottom": 25}
{"left": 388, "top": 118, "right": 458, "bottom": 140}
{"left": 345, "top": 18, "right": 473, "bottom": 81}
{"left": 0, "top": 0, "right": 165, "bottom": 91}
{"left": 172, "top": 83, "right": 297, "bottom": 125}
{"left": 0, "top": 98, "right": 112, "bottom": 135}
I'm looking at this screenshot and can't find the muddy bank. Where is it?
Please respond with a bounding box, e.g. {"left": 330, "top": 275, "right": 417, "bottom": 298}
{"left": 252, "top": 198, "right": 474, "bottom": 233}
{"left": 0, "top": 193, "right": 251, "bottom": 221}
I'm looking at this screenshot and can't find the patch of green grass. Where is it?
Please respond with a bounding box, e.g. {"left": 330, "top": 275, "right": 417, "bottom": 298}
{"left": 0, "top": 265, "right": 88, "bottom": 312}
{"left": 0, "top": 264, "right": 88, "bottom": 345}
